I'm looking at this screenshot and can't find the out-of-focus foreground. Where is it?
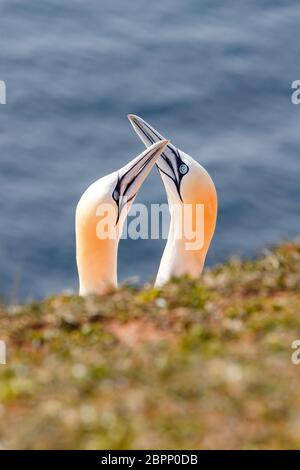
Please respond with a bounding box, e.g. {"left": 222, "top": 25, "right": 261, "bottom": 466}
{"left": 0, "top": 242, "right": 300, "bottom": 449}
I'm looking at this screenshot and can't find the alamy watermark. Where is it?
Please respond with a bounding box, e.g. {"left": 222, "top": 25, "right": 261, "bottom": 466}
{"left": 0, "top": 340, "right": 6, "bottom": 365}
{"left": 0, "top": 80, "right": 6, "bottom": 104}
{"left": 96, "top": 202, "right": 205, "bottom": 250}
{"left": 291, "top": 80, "right": 300, "bottom": 105}
{"left": 291, "top": 340, "right": 300, "bottom": 365}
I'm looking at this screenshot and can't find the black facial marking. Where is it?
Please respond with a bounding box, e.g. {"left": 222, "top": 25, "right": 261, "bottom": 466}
{"left": 112, "top": 179, "right": 121, "bottom": 203}
{"left": 133, "top": 119, "right": 189, "bottom": 201}
{"left": 112, "top": 145, "right": 160, "bottom": 225}
{"left": 112, "top": 178, "right": 122, "bottom": 224}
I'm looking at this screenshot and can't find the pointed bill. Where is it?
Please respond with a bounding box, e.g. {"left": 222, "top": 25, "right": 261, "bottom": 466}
{"left": 113, "top": 139, "right": 169, "bottom": 221}
{"left": 128, "top": 114, "right": 189, "bottom": 201}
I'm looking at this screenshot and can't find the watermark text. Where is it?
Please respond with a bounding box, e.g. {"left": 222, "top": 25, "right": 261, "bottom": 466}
{"left": 291, "top": 80, "right": 300, "bottom": 105}
{"left": 0, "top": 340, "right": 6, "bottom": 365}
{"left": 291, "top": 340, "right": 300, "bottom": 365}
{"left": 96, "top": 202, "right": 205, "bottom": 250}
{"left": 0, "top": 80, "right": 6, "bottom": 104}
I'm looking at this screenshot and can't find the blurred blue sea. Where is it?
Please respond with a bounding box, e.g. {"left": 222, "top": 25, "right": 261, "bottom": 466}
{"left": 0, "top": 0, "right": 299, "bottom": 300}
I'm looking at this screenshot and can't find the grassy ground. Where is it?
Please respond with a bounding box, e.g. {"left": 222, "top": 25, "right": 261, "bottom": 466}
{"left": 1, "top": 242, "right": 300, "bottom": 449}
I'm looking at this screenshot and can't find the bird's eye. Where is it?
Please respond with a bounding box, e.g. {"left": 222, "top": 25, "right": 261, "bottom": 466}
{"left": 113, "top": 190, "right": 120, "bottom": 202}
{"left": 179, "top": 163, "right": 189, "bottom": 175}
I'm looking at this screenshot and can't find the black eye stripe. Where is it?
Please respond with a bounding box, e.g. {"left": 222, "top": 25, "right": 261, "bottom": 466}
{"left": 132, "top": 119, "right": 189, "bottom": 201}
{"left": 111, "top": 146, "right": 158, "bottom": 224}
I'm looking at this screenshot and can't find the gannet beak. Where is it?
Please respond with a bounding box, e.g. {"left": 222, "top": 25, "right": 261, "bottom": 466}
{"left": 113, "top": 139, "right": 169, "bottom": 221}
{"left": 128, "top": 114, "right": 188, "bottom": 201}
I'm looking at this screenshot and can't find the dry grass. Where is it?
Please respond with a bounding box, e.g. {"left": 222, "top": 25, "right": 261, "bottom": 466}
{"left": 1, "top": 242, "right": 300, "bottom": 449}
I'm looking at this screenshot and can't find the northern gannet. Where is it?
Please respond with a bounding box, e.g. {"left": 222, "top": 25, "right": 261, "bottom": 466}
{"left": 76, "top": 140, "right": 169, "bottom": 296}
{"left": 128, "top": 115, "right": 218, "bottom": 286}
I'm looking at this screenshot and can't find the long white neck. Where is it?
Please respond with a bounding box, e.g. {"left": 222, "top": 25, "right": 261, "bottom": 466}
{"left": 155, "top": 205, "right": 206, "bottom": 287}
{"left": 77, "top": 238, "right": 119, "bottom": 296}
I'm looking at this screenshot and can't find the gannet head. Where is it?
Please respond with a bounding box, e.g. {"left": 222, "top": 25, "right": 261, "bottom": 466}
{"left": 76, "top": 139, "right": 169, "bottom": 296}
{"left": 128, "top": 114, "right": 218, "bottom": 282}
{"left": 128, "top": 114, "right": 217, "bottom": 205}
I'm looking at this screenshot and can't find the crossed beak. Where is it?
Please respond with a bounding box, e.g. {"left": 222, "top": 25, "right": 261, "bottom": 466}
{"left": 128, "top": 114, "right": 188, "bottom": 201}
{"left": 113, "top": 139, "right": 169, "bottom": 222}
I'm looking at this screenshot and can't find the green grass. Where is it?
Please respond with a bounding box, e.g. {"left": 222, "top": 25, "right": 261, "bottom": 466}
{"left": 1, "top": 242, "right": 300, "bottom": 449}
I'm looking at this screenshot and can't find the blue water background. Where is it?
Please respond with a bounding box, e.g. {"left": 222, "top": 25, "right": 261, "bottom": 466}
{"left": 0, "top": 0, "right": 300, "bottom": 300}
